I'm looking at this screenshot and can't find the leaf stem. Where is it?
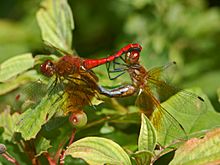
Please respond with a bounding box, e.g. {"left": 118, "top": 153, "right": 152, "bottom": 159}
{"left": 68, "top": 128, "right": 77, "bottom": 146}
{"left": 44, "top": 153, "right": 56, "bottom": 165}
{"left": 1, "top": 152, "right": 20, "bottom": 165}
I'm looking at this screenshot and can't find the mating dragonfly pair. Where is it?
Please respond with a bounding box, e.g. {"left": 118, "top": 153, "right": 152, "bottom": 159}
{"left": 40, "top": 44, "right": 142, "bottom": 115}
{"left": 39, "top": 43, "right": 205, "bottom": 145}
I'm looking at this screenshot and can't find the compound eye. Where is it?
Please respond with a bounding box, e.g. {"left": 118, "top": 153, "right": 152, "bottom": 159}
{"left": 131, "top": 51, "right": 139, "bottom": 59}
{"left": 40, "top": 60, "right": 55, "bottom": 77}
{"left": 128, "top": 50, "right": 140, "bottom": 64}
{"left": 126, "top": 52, "right": 131, "bottom": 58}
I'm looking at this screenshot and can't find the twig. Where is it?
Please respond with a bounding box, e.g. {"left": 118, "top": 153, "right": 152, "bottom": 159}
{"left": 1, "top": 152, "right": 20, "bottom": 165}
{"left": 68, "top": 128, "right": 76, "bottom": 146}
{"left": 44, "top": 153, "right": 56, "bottom": 165}
{"left": 59, "top": 128, "right": 77, "bottom": 164}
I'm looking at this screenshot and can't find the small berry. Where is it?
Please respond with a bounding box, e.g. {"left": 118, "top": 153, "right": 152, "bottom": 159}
{"left": 69, "top": 111, "right": 87, "bottom": 128}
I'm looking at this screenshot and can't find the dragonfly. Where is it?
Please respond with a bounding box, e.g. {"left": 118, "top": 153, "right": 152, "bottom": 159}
{"left": 16, "top": 43, "right": 143, "bottom": 132}
{"left": 13, "top": 44, "right": 145, "bottom": 164}
{"left": 40, "top": 43, "right": 142, "bottom": 76}
{"left": 39, "top": 55, "right": 100, "bottom": 116}
{"left": 39, "top": 43, "right": 142, "bottom": 116}
{"left": 98, "top": 44, "right": 206, "bottom": 146}
{"left": 39, "top": 44, "right": 146, "bottom": 158}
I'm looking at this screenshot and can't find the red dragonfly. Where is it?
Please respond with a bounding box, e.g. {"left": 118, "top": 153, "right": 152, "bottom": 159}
{"left": 14, "top": 44, "right": 144, "bottom": 165}
{"left": 98, "top": 44, "right": 206, "bottom": 146}
{"left": 40, "top": 43, "right": 142, "bottom": 76}
{"left": 16, "top": 44, "right": 142, "bottom": 131}
{"left": 38, "top": 44, "right": 142, "bottom": 119}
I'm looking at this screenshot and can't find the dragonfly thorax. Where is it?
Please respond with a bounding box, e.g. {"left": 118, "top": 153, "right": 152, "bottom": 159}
{"left": 128, "top": 64, "right": 147, "bottom": 88}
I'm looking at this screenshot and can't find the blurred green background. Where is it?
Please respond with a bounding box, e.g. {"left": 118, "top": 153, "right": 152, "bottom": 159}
{"left": 0, "top": 0, "right": 219, "bottom": 110}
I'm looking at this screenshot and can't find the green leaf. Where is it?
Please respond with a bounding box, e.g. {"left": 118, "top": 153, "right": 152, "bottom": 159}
{"left": 65, "top": 137, "right": 132, "bottom": 165}
{"left": 15, "top": 93, "right": 65, "bottom": 140}
{"left": 34, "top": 54, "right": 59, "bottom": 65}
{"left": 0, "top": 107, "right": 19, "bottom": 141}
{"left": 0, "top": 53, "right": 34, "bottom": 82}
{"left": 0, "top": 70, "right": 42, "bottom": 95}
{"left": 35, "top": 137, "right": 52, "bottom": 157}
{"left": 36, "top": 0, "right": 74, "bottom": 54}
{"left": 170, "top": 128, "right": 220, "bottom": 165}
{"left": 138, "top": 113, "right": 157, "bottom": 152}
{"left": 151, "top": 88, "right": 220, "bottom": 146}
{"left": 132, "top": 150, "right": 153, "bottom": 165}
{"left": 137, "top": 114, "right": 156, "bottom": 165}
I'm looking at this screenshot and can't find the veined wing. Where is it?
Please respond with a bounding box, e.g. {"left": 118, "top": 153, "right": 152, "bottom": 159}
{"left": 145, "top": 64, "right": 207, "bottom": 146}
{"left": 16, "top": 71, "right": 97, "bottom": 134}
{"left": 135, "top": 85, "right": 187, "bottom": 147}
{"left": 16, "top": 84, "right": 67, "bottom": 140}
{"left": 147, "top": 64, "right": 206, "bottom": 116}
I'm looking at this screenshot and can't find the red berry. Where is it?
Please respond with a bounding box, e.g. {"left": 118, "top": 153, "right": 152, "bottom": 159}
{"left": 69, "top": 111, "right": 87, "bottom": 128}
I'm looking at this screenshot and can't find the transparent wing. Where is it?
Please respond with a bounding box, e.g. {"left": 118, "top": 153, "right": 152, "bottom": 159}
{"left": 16, "top": 76, "right": 67, "bottom": 129}
{"left": 17, "top": 68, "right": 100, "bottom": 133}
{"left": 11, "top": 76, "right": 50, "bottom": 112}
{"left": 136, "top": 85, "right": 187, "bottom": 147}
{"left": 147, "top": 64, "right": 206, "bottom": 116}
{"left": 142, "top": 64, "right": 207, "bottom": 146}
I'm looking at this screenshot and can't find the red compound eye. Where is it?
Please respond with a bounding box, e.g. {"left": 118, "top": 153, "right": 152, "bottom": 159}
{"left": 125, "top": 50, "right": 140, "bottom": 64}
{"left": 40, "top": 60, "right": 55, "bottom": 77}
{"left": 130, "top": 50, "right": 140, "bottom": 62}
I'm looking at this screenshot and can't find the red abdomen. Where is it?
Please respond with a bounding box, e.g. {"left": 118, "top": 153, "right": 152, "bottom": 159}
{"left": 83, "top": 43, "right": 142, "bottom": 69}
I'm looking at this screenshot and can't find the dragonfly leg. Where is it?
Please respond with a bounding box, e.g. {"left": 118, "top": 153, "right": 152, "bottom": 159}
{"left": 108, "top": 71, "right": 126, "bottom": 80}
{"left": 98, "top": 84, "right": 137, "bottom": 97}
{"left": 106, "top": 60, "right": 128, "bottom": 80}
{"left": 111, "top": 57, "right": 128, "bottom": 70}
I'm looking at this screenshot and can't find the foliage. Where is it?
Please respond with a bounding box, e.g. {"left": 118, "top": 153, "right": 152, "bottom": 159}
{"left": 0, "top": 0, "right": 219, "bottom": 164}
{"left": 170, "top": 128, "right": 220, "bottom": 165}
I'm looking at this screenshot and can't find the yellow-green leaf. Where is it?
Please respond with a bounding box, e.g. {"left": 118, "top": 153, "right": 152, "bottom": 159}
{"left": 137, "top": 114, "right": 156, "bottom": 165}
{"left": 35, "top": 137, "right": 52, "bottom": 157}
{"left": 0, "top": 53, "right": 34, "bottom": 82}
{"left": 151, "top": 88, "right": 220, "bottom": 146}
{"left": 65, "top": 137, "right": 131, "bottom": 165}
{"left": 36, "top": 0, "right": 74, "bottom": 54}
{"left": 138, "top": 113, "right": 157, "bottom": 152}
{"left": 15, "top": 93, "right": 64, "bottom": 140}
{"left": 0, "top": 70, "right": 41, "bottom": 95}
{"left": 170, "top": 128, "right": 220, "bottom": 165}
{"left": 132, "top": 150, "right": 153, "bottom": 165}
{"left": 0, "top": 108, "right": 19, "bottom": 141}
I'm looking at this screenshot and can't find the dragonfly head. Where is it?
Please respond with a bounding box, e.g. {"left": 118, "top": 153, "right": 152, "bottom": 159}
{"left": 40, "top": 60, "right": 55, "bottom": 77}
{"left": 125, "top": 46, "right": 142, "bottom": 64}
